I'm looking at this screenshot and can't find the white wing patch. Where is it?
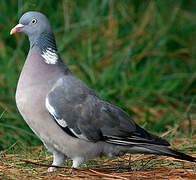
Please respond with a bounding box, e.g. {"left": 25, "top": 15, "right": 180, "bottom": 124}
{"left": 56, "top": 119, "right": 67, "bottom": 128}
{"left": 45, "top": 97, "right": 56, "bottom": 115}
{"left": 41, "top": 47, "right": 58, "bottom": 64}
{"left": 45, "top": 97, "right": 67, "bottom": 128}
{"left": 69, "top": 128, "right": 89, "bottom": 141}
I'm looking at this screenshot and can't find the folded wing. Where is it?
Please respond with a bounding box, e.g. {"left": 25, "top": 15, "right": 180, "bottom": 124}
{"left": 46, "top": 76, "right": 170, "bottom": 147}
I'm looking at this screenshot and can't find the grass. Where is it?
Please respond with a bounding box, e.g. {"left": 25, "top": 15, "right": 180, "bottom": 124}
{"left": 0, "top": 138, "right": 196, "bottom": 179}
{"left": 0, "top": 0, "right": 196, "bottom": 178}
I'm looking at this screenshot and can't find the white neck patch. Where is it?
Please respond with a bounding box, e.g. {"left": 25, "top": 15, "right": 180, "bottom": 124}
{"left": 41, "top": 47, "right": 58, "bottom": 64}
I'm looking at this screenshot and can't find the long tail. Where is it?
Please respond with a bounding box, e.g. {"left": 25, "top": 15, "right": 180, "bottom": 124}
{"left": 129, "top": 145, "right": 196, "bottom": 162}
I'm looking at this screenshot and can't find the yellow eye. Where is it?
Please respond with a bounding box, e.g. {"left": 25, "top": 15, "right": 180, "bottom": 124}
{"left": 31, "top": 19, "right": 37, "bottom": 24}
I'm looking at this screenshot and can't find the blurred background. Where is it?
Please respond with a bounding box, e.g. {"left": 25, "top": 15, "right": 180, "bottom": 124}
{"left": 0, "top": 0, "right": 195, "bottom": 150}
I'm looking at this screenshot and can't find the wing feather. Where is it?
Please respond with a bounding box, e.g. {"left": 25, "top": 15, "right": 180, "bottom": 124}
{"left": 45, "top": 76, "right": 170, "bottom": 146}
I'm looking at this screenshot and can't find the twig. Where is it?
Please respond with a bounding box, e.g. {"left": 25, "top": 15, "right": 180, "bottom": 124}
{"left": 20, "top": 159, "right": 66, "bottom": 169}
{"left": 160, "top": 126, "right": 178, "bottom": 137}
{"left": 88, "top": 169, "right": 128, "bottom": 180}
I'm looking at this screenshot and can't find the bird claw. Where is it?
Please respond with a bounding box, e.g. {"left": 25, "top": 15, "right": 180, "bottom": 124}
{"left": 68, "top": 168, "right": 77, "bottom": 174}
{"left": 47, "top": 166, "right": 56, "bottom": 172}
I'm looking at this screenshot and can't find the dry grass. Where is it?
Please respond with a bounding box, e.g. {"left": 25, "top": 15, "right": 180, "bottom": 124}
{"left": 0, "top": 138, "right": 195, "bottom": 180}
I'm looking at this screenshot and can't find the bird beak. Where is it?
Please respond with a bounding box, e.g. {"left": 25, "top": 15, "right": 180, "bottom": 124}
{"left": 10, "top": 24, "right": 24, "bottom": 35}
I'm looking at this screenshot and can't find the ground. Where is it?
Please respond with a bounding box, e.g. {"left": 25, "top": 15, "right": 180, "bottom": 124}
{"left": 0, "top": 137, "right": 195, "bottom": 179}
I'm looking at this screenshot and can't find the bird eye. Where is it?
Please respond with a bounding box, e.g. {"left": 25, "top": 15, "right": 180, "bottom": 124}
{"left": 31, "top": 18, "right": 37, "bottom": 24}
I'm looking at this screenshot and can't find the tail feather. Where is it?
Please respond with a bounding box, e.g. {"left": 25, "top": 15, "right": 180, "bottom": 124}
{"left": 139, "top": 145, "right": 196, "bottom": 162}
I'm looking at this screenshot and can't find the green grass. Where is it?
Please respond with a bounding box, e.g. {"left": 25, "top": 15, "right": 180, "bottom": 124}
{"left": 0, "top": 144, "right": 195, "bottom": 179}
{"left": 0, "top": 0, "right": 196, "bottom": 151}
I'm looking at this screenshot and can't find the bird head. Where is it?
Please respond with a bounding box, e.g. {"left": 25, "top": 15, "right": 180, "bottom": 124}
{"left": 10, "top": 11, "right": 53, "bottom": 46}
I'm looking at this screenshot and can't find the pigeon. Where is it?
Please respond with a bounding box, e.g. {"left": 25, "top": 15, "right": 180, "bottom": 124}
{"left": 10, "top": 11, "right": 196, "bottom": 172}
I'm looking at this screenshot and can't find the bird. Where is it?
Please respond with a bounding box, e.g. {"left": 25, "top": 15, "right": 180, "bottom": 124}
{"left": 10, "top": 11, "right": 195, "bottom": 172}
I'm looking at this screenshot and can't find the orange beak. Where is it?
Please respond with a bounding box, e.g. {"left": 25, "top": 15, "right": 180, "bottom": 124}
{"left": 10, "top": 24, "right": 24, "bottom": 35}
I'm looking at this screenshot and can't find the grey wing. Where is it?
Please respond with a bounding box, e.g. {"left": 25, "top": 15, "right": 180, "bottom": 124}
{"left": 46, "top": 76, "right": 170, "bottom": 146}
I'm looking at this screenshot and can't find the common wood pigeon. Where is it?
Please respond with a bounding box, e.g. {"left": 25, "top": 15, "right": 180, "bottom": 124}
{"left": 10, "top": 11, "right": 196, "bottom": 172}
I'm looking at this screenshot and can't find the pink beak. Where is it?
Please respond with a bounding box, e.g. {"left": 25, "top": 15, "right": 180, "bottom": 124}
{"left": 10, "top": 24, "right": 24, "bottom": 35}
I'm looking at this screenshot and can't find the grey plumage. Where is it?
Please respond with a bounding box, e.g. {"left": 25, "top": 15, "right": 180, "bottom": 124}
{"left": 46, "top": 76, "right": 169, "bottom": 146}
{"left": 11, "top": 11, "right": 195, "bottom": 172}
